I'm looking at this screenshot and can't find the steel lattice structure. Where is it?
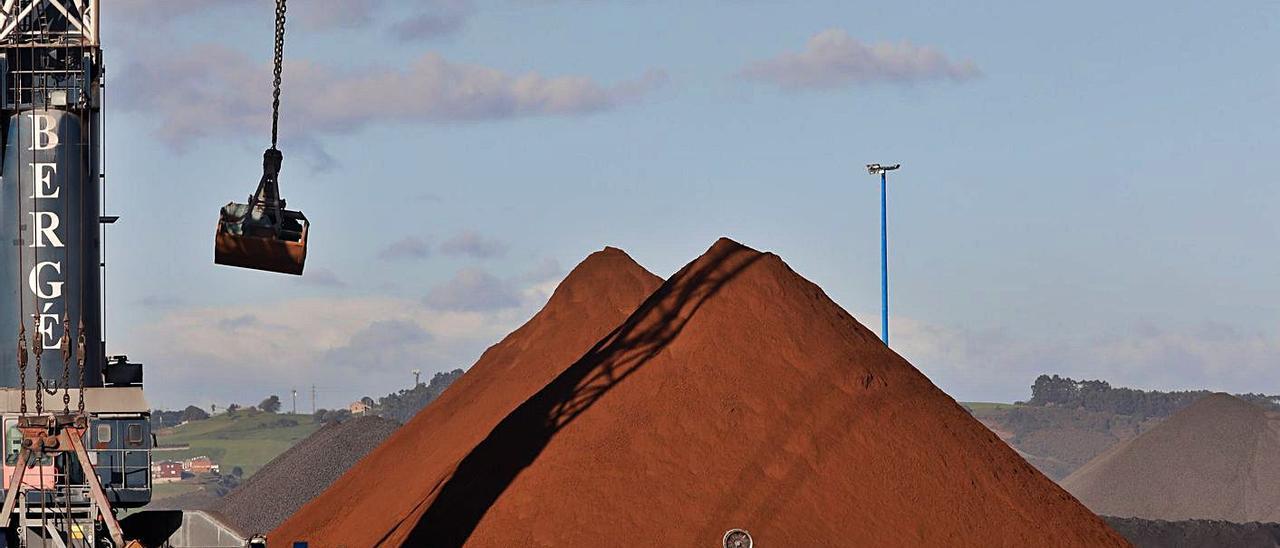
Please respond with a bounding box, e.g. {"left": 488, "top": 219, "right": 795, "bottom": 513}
{"left": 0, "top": 0, "right": 98, "bottom": 46}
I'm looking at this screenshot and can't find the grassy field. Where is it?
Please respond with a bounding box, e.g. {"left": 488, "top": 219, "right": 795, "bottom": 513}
{"left": 961, "top": 402, "right": 1019, "bottom": 413}
{"left": 150, "top": 482, "right": 202, "bottom": 500}
{"left": 154, "top": 411, "right": 321, "bottom": 481}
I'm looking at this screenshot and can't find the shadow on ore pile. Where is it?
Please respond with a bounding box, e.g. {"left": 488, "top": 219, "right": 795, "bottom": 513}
{"left": 402, "top": 243, "right": 763, "bottom": 546}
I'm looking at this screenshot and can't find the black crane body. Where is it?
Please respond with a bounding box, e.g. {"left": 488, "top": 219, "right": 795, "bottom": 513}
{"left": 0, "top": 1, "right": 152, "bottom": 547}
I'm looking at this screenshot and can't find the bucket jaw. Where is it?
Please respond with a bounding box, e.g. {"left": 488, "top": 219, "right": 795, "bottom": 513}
{"left": 214, "top": 149, "right": 308, "bottom": 275}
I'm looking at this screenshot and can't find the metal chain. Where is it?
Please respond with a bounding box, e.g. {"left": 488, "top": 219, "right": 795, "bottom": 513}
{"left": 33, "top": 316, "right": 43, "bottom": 414}
{"left": 270, "top": 0, "right": 287, "bottom": 149}
{"left": 17, "top": 325, "right": 27, "bottom": 415}
{"left": 60, "top": 316, "right": 70, "bottom": 413}
{"left": 77, "top": 319, "right": 86, "bottom": 416}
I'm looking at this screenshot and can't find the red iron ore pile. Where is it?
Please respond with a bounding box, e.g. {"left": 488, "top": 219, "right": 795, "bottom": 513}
{"left": 275, "top": 239, "right": 1126, "bottom": 547}
{"left": 273, "top": 246, "right": 662, "bottom": 546}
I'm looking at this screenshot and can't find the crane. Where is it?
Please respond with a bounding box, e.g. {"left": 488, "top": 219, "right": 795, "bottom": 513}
{"left": 0, "top": 1, "right": 153, "bottom": 546}
{"left": 214, "top": 0, "right": 310, "bottom": 276}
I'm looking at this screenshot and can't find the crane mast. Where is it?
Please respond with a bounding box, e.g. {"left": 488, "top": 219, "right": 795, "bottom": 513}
{"left": 0, "top": 2, "right": 152, "bottom": 547}
{"left": 0, "top": 0, "right": 103, "bottom": 386}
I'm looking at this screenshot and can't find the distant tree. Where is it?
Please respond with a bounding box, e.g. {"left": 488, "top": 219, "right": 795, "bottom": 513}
{"left": 258, "top": 395, "right": 282, "bottom": 413}
{"left": 211, "top": 473, "right": 240, "bottom": 497}
{"left": 360, "top": 396, "right": 375, "bottom": 408}
{"left": 376, "top": 369, "right": 464, "bottom": 423}
{"left": 226, "top": 403, "right": 242, "bottom": 417}
{"left": 312, "top": 408, "right": 328, "bottom": 423}
{"left": 318, "top": 409, "right": 352, "bottom": 424}
{"left": 1025, "top": 374, "right": 1280, "bottom": 418}
{"left": 150, "top": 409, "right": 183, "bottom": 429}
{"left": 231, "top": 466, "right": 244, "bottom": 478}
{"left": 1029, "top": 375, "right": 1079, "bottom": 407}
{"left": 181, "top": 405, "right": 210, "bottom": 422}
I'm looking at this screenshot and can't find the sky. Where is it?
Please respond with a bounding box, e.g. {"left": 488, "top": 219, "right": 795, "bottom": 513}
{"left": 94, "top": 0, "right": 1280, "bottom": 410}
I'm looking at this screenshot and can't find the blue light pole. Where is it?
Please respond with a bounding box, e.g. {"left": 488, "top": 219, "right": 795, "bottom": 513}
{"left": 866, "top": 163, "right": 900, "bottom": 346}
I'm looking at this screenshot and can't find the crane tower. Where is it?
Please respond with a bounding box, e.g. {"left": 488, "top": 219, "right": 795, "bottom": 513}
{"left": 0, "top": 2, "right": 152, "bottom": 546}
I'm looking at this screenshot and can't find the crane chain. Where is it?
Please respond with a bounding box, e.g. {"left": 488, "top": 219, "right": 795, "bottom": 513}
{"left": 32, "top": 316, "right": 43, "bottom": 414}
{"left": 17, "top": 325, "right": 27, "bottom": 415}
{"left": 270, "top": 0, "right": 287, "bottom": 149}
{"left": 60, "top": 316, "right": 70, "bottom": 413}
{"left": 77, "top": 319, "right": 86, "bottom": 416}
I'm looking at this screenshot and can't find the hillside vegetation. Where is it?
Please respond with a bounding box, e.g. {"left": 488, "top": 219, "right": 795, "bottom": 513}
{"left": 965, "top": 376, "right": 1280, "bottom": 480}
{"left": 155, "top": 411, "right": 321, "bottom": 479}
{"left": 966, "top": 403, "right": 1160, "bottom": 479}
{"left": 1025, "top": 375, "right": 1279, "bottom": 416}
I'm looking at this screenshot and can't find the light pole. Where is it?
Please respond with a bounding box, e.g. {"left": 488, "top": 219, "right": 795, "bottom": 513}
{"left": 866, "top": 163, "right": 900, "bottom": 346}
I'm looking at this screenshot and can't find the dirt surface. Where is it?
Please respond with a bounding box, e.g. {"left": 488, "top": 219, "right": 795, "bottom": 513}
{"left": 209, "top": 415, "right": 400, "bottom": 536}
{"left": 1063, "top": 394, "right": 1280, "bottom": 523}
{"left": 1104, "top": 516, "right": 1280, "bottom": 548}
{"left": 271, "top": 246, "right": 663, "bottom": 546}
{"left": 283, "top": 238, "right": 1123, "bottom": 547}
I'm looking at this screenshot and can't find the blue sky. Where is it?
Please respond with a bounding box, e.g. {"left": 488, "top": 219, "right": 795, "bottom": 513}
{"left": 100, "top": 1, "right": 1279, "bottom": 409}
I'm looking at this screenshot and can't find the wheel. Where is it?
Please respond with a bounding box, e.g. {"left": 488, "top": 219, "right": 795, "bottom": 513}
{"left": 722, "top": 529, "right": 752, "bottom": 548}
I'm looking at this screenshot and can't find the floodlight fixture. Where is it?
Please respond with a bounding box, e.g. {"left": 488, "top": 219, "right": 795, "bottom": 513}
{"left": 866, "top": 163, "right": 901, "bottom": 175}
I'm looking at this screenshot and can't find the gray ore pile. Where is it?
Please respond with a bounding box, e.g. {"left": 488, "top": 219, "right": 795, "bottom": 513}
{"left": 1104, "top": 517, "right": 1280, "bottom": 548}
{"left": 209, "top": 416, "right": 400, "bottom": 536}
{"left": 1063, "top": 394, "right": 1280, "bottom": 523}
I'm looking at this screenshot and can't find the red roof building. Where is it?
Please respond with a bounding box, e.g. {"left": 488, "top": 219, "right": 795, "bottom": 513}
{"left": 152, "top": 461, "right": 184, "bottom": 482}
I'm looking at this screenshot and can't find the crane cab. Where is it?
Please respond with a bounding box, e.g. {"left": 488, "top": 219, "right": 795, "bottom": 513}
{"left": 0, "top": 387, "right": 153, "bottom": 509}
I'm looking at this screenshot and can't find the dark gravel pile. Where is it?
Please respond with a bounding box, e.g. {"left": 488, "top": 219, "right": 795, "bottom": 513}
{"left": 1105, "top": 516, "right": 1280, "bottom": 548}
{"left": 210, "top": 415, "right": 400, "bottom": 536}
{"left": 144, "top": 487, "right": 222, "bottom": 512}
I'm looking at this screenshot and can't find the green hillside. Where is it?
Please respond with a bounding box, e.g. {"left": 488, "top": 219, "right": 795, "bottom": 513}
{"left": 961, "top": 401, "right": 1018, "bottom": 412}
{"left": 154, "top": 411, "right": 321, "bottom": 479}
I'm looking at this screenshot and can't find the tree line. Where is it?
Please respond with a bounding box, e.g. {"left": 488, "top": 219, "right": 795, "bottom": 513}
{"left": 1025, "top": 374, "right": 1280, "bottom": 418}
{"left": 152, "top": 368, "right": 466, "bottom": 428}
{"left": 372, "top": 369, "right": 464, "bottom": 423}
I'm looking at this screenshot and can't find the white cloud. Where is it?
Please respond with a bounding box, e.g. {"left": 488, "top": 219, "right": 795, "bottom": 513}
{"left": 112, "top": 0, "right": 473, "bottom": 37}
{"left": 112, "top": 0, "right": 254, "bottom": 22}
{"left": 134, "top": 295, "right": 187, "bottom": 310}
{"left": 295, "top": 0, "right": 382, "bottom": 29}
{"left": 215, "top": 314, "right": 261, "bottom": 332}
{"left": 390, "top": 0, "right": 475, "bottom": 41}
{"left": 116, "top": 45, "right": 668, "bottom": 149}
{"left": 297, "top": 267, "right": 348, "bottom": 288}
{"left": 378, "top": 237, "right": 433, "bottom": 261}
{"left": 521, "top": 257, "right": 562, "bottom": 284}
{"left": 739, "top": 29, "right": 980, "bottom": 90}
{"left": 439, "top": 231, "right": 507, "bottom": 259}
{"left": 1083, "top": 323, "right": 1280, "bottom": 394}
{"left": 130, "top": 295, "right": 537, "bottom": 409}
{"left": 882, "top": 313, "right": 1280, "bottom": 402}
{"left": 319, "top": 319, "right": 435, "bottom": 385}
{"left": 424, "top": 268, "right": 523, "bottom": 312}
